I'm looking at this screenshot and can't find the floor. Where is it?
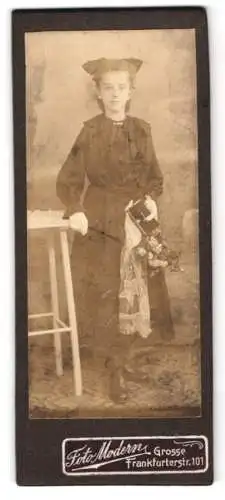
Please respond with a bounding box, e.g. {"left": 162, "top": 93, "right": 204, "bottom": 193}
{"left": 29, "top": 253, "right": 201, "bottom": 419}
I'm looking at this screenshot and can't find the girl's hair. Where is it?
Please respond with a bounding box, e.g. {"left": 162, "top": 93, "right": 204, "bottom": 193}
{"left": 94, "top": 73, "right": 135, "bottom": 113}
{"left": 94, "top": 74, "right": 135, "bottom": 89}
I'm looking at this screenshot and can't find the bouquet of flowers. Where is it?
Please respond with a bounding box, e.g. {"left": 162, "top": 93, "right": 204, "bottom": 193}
{"left": 127, "top": 197, "right": 181, "bottom": 275}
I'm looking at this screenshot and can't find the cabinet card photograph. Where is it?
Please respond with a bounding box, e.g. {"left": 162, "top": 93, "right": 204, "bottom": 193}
{"left": 13, "top": 7, "right": 212, "bottom": 486}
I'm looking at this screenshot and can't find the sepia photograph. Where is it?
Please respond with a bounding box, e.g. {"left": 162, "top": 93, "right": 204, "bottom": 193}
{"left": 26, "top": 28, "right": 201, "bottom": 419}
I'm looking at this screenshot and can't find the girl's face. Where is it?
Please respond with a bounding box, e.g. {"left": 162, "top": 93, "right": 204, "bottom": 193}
{"left": 97, "top": 70, "right": 132, "bottom": 114}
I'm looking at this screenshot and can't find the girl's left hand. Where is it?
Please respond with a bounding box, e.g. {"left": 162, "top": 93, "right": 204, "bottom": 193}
{"left": 144, "top": 195, "right": 158, "bottom": 221}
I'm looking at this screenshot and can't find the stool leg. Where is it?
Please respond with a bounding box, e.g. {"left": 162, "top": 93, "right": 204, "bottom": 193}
{"left": 47, "top": 232, "right": 63, "bottom": 376}
{"left": 60, "top": 230, "right": 82, "bottom": 396}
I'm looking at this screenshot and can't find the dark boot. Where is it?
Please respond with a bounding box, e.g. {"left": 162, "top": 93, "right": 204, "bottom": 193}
{"left": 105, "top": 358, "right": 128, "bottom": 404}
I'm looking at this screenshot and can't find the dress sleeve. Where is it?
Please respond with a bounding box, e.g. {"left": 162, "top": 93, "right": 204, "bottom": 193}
{"left": 144, "top": 124, "right": 163, "bottom": 200}
{"left": 56, "top": 126, "right": 87, "bottom": 218}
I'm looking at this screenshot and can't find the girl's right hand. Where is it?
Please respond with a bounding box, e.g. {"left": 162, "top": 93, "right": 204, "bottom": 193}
{"left": 69, "top": 212, "right": 88, "bottom": 235}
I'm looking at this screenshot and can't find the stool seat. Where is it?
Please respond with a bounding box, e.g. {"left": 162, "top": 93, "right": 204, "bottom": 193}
{"left": 27, "top": 210, "right": 82, "bottom": 397}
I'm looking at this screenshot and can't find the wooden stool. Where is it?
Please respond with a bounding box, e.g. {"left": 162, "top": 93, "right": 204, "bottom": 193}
{"left": 27, "top": 210, "right": 82, "bottom": 397}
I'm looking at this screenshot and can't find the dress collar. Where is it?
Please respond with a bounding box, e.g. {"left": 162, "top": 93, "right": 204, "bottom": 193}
{"left": 103, "top": 113, "right": 128, "bottom": 128}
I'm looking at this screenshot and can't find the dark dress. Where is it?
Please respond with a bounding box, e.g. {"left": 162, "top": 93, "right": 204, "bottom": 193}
{"left": 56, "top": 113, "right": 174, "bottom": 365}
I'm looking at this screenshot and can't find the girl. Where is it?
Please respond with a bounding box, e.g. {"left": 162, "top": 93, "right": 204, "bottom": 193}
{"left": 56, "top": 58, "right": 174, "bottom": 403}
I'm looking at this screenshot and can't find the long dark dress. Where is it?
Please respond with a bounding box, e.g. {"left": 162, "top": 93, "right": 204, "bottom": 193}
{"left": 56, "top": 113, "right": 174, "bottom": 365}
